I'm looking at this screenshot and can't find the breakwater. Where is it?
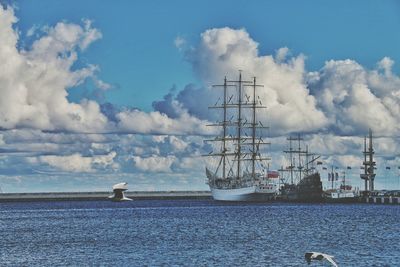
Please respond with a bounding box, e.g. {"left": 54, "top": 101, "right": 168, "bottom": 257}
{"left": 1, "top": 190, "right": 399, "bottom": 204}
{"left": 0, "top": 191, "right": 212, "bottom": 202}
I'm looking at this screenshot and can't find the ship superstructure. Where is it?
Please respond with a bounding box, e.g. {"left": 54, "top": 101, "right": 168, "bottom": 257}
{"left": 324, "top": 170, "right": 359, "bottom": 203}
{"left": 205, "top": 72, "right": 277, "bottom": 201}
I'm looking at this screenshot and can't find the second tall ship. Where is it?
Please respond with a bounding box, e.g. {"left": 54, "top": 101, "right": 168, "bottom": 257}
{"left": 205, "top": 73, "right": 278, "bottom": 201}
{"left": 278, "top": 135, "right": 323, "bottom": 202}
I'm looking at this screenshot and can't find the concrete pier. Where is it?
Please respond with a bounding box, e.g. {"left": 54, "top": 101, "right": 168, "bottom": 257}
{"left": 364, "top": 196, "right": 399, "bottom": 204}
{"left": 361, "top": 190, "right": 400, "bottom": 205}
{"left": 0, "top": 191, "right": 212, "bottom": 202}
{"left": 1, "top": 190, "right": 399, "bottom": 204}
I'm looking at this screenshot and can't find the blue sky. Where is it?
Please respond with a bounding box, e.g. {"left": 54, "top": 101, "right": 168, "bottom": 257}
{"left": 14, "top": 0, "right": 400, "bottom": 110}
{"left": 1, "top": 1, "right": 400, "bottom": 192}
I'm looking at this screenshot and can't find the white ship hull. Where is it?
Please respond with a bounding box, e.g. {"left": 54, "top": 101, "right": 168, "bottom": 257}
{"left": 210, "top": 185, "right": 276, "bottom": 201}
{"left": 324, "top": 190, "right": 358, "bottom": 203}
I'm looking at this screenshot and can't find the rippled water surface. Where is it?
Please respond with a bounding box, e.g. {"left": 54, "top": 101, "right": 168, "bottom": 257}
{"left": 0, "top": 200, "right": 399, "bottom": 266}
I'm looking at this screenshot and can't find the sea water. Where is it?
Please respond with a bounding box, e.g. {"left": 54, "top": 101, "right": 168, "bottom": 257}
{"left": 0, "top": 200, "right": 399, "bottom": 266}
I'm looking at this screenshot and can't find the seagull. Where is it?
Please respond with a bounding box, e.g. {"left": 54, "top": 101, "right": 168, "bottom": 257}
{"left": 305, "top": 252, "right": 338, "bottom": 267}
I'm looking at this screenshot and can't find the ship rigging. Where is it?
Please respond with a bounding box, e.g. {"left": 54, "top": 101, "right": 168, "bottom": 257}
{"left": 204, "top": 72, "right": 277, "bottom": 201}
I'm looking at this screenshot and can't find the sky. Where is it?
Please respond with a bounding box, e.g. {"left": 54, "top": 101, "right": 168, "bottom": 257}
{"left": 1, "top": 0, "right": 400, "bottom": 192}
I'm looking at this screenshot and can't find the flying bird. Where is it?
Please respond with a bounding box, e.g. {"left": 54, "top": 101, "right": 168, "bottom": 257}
{"left": 305, "top": 252, "right": 338, "bottom": 266}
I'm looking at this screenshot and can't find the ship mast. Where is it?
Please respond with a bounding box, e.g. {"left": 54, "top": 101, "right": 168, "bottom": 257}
{"left": 298, "top": 135, "right": 302, "bottom": 181}
{"left": 282, "top": 135, "right": 307, "bottom": 184}
{"left": 282, "top": 136, "right": 295, "bottom": 184}
{"left": 237, "top": 72, "right": 243, "bottom": 179}
{"left": 252, "top": 77, "right": 257, "bottom": 177}
{"left": 250, "top": 77, "right": 264, "bottom": 177}
{"left": 222, "top": 77, "right": 227, "bottom": 179}
{"left": 205, "top": 72, "right": 269, "bottom": 183}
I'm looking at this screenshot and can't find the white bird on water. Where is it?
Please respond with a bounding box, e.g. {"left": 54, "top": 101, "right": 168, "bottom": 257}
{"left": 305, "top": 252, "right": 338, "bottom": 267}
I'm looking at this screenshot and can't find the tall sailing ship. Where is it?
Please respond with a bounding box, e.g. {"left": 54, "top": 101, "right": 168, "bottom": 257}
{"left": 279, "top": 135, "right": 323, "bottom": 202}
{"left": 205, "top": 72, "right": 278, "bottom": 201}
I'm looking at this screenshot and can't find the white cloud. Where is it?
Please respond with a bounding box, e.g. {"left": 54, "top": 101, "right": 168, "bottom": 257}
{"left": 168, "top": 136, "right": 188, "bottom": 151}
{"left": 93, "top": 77, "right": 112, "bottom": 90}
{"left": 177, "top": 27, "right": 400, "bottom": 138}
{"left": 26, "top": 24, "right": 39, "bottom": 37}
{"left": 184, "top": 27, "right": 328, "bottom": 135}
{"left": 116, "top": 109, "right": 214, "bottom": 135}
{"left": 309, "top": 58, "right": 400, "bottom": 135}
{"left": 152, "top": 135, "right": 168, "bottom": 143}
{"left": 174, "top": 36, "right": 186, "bottom": 50}
{"left": 39, "top": 153, "right": 93, "bottom": 172}
{"left": 92, "top": 151, "right": 119, "bottom": 170}
{"left": 80, "top": 19, "right": 102, "bottom": 50}
{"left": 275, "top": 47, "right": 289, "bottom": 62}
{"left": 0, "top": 6, "right": 109, "bottom": 133}
{"left": 133, "top": 155, "right": 175, "bottom": 173}
{"left": 38, "top": 151, "right": 118, "bottom": 172}
{"left": 0, "top": 6, "right": 217, "bottom": 137}
{"left": 174, "top": 156, "right": 204, "bottom": 171}
{"left": 2, "top": 8, "right": 400, "bottom": 192}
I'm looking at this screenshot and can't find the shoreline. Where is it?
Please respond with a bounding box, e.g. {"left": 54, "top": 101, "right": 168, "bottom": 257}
{"left": 0, "top": 191, "right": 212, "bottom": 202}
{"left": 0, "top": 190, "right": 398, "bottom": 204}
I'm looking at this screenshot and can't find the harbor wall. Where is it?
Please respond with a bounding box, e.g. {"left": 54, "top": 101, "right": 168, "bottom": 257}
{"left": 0, "top": 191, "right": 212, "bottom": 202}
{"left": 362, "top": 196, "right": 400, "bottom": 204}
{"left": 1, "top": 190, "right": 399, "bottom": 204}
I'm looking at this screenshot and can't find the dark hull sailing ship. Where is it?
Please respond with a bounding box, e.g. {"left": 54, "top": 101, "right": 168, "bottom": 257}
{"left": 279, "top": 135, "right": 323, "bottom": 202}
{"left": 280, "top": 172, "right": 323, "bottom": 202}
{"left": 205, "top": 73, "right": 278, "bottom": 201}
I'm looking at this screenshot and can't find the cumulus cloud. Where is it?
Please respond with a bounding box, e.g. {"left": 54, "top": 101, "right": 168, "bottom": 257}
{"left": 168, "top": 136, "right": 188, "bottom": 151}
{"left": 0, "top": 6, "right": 213, "bottom": 137}
{"left": 133, "top": 155, "right": 176, "bottom": 173}
{"left": 0, "top": 6, "right": 110, "bottom": 133}
{"left": 179, "top": 27, "right": 328, "bottom": 135}
{"left": 171, "top": 27, "right": 400, "bottom": 138}
{"left": 2, "top": 7, "right": 400, "bottom": 191}
{"left": 116, "top": 109, "right": 214, "bottom": 135}
{"left": 37, "top": 151, "right": 118, "bottom": 172}
{"left": 153, "top": 83, "right": 219, "bottom": 121}
{"left": 308, "top": 58, "right": 400, "bottom": 135}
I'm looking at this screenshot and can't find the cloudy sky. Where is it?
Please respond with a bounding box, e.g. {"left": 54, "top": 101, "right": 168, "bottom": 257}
{"left": 1, "top": 0, "right": 400, "bottom": 192}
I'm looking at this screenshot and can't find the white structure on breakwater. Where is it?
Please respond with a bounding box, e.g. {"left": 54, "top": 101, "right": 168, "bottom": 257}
{"left": 108, "top": 182, "right": 132, "bottom": 201}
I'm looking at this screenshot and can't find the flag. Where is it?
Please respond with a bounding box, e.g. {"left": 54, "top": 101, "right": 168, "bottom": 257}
{"left": 267, "top": 170, "right": 279, "bottom": 178}
{"left": 335, "top": 172, "right": 339, "bottom": 181}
